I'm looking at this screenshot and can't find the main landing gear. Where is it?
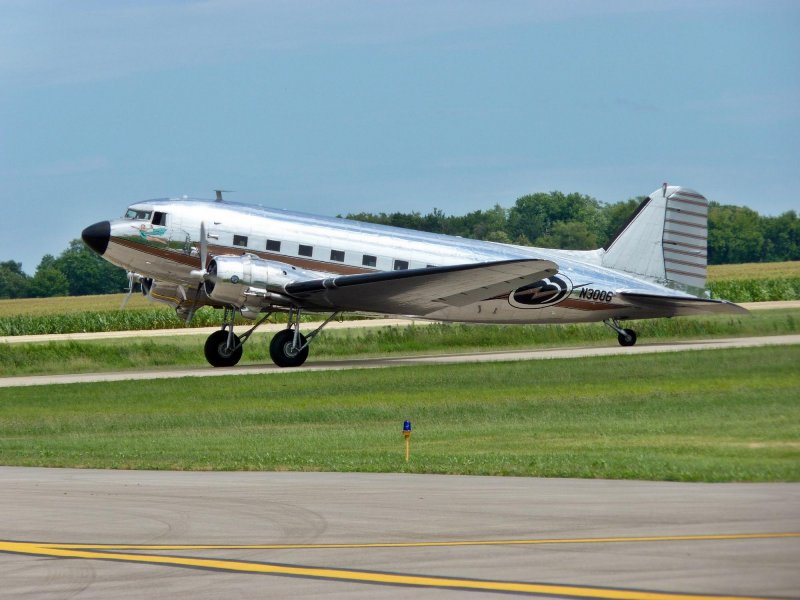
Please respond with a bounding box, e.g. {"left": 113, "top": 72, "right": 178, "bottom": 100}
{"left": 203, "top": 307, "right": 339, "bottom": 368}
{"left": 604, "top": 318, "right": 637, "bottom": 347}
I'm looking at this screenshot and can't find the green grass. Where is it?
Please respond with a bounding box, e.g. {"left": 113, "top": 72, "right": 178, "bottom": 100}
{"left": 1, "top": 346, "right": 797, "bottom": 481}
{"left": 2, "top": 308, "right": 798, "bottom": 377}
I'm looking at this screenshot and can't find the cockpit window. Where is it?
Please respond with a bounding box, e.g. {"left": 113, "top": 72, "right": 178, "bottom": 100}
{"left": 125, "top": 208, "right": 152, "bottom": 220}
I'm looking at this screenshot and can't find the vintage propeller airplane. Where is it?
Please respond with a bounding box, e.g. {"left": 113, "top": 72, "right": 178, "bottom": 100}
{"left": 82, "top": 184, "right": 747, "bottom": 368}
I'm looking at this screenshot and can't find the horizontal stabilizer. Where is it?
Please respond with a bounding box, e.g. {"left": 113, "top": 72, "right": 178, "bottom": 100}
{"left": 620, "top": 292, "right": 749, "bottom": 317}
{"left": 285, "top": 259, "right": 558, "bottom": 316}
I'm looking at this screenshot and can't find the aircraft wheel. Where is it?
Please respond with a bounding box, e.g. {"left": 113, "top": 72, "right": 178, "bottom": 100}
{"left": 617, "top": 328, "right": 637, "bottom": 347}
{"left": 204, "top": 330, "right": 243, "bottom": 367}
{"left": 270, "top": 329, "right": 309, "bottom": 368}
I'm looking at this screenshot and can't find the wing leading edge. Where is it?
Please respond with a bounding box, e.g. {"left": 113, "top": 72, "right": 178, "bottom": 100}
{"left": 285, "top": 259, "right": 559, "bottom": 315}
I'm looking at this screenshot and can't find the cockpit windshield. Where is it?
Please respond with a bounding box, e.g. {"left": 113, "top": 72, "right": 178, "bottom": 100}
{"left": 124, "top": 208, "right": 152, "bottom": 220}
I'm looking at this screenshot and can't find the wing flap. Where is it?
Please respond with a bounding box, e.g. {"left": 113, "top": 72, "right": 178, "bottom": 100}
{"left": 620, "top": 292, "right": 749, "bottom": 316}
{"left": 285, "top": 259, "right": 558, "bottom": 315}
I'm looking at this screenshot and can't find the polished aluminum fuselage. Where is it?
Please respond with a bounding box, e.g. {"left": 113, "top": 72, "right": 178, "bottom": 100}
{"left": 103, "top": 197, "right": 700, "bottom": 324}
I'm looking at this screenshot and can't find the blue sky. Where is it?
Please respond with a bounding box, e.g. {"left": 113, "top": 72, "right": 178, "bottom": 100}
{"left": 1, "top": 0, "right": 798, "bottom": 273}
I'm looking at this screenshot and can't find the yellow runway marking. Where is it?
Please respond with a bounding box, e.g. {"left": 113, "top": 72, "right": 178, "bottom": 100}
{"left": 33, "top": 531, "right": 800, "bottom": 551}
{"left": 2, "top": 533, "right": 797, "bottom": 599}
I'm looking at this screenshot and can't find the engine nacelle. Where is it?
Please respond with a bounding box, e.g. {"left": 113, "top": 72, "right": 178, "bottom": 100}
{"left": 204, "top": 254, "right": 314, "bottom": 308}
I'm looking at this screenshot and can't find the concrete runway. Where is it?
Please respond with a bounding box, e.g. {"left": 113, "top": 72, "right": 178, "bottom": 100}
{"left": 1, "top": 468, "right": 797, "bottom": 599}
{"left": 2, "top": 333, "right": 799, "bottom": 388}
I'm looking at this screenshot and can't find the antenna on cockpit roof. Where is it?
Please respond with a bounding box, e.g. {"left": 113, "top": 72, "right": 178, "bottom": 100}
{"left": 214, "top": 189, "right": 233, "bottom": 202}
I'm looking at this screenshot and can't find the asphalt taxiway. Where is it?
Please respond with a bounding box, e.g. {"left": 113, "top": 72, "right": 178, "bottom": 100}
{"left": 1, "top": 468, "right": 798, "bottom": 599}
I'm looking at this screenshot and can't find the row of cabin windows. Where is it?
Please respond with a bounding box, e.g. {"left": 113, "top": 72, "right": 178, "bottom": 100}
{"left": 231, "top": 235, "right": 420, "bottom": 270}
{"left": 127, "top": 210, "right": 432, "bottom": 270}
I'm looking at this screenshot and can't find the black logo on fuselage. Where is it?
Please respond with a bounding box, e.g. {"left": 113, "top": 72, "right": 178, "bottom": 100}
{"left": 509, "top": 274, "right": 573, "bottom": 309}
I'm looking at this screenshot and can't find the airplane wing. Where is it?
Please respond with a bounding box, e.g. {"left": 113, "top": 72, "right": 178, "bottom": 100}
{"left": 284, "top": 259, "right": 558, "bottom": 315}
{"left": 619, "top": 292, "right": 749, "bottom": 316}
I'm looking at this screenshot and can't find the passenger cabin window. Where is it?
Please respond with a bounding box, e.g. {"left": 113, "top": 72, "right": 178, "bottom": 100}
{"left": 362, "top": 254, "right": 377, "bottom": 268}
{"left": 394, "top": 259, "right": 409, "bottom": 270}
{"left": 299, "top": 244, "right": 313, "bottom": 257}
{"left": 330, "top": 250, "right": 345, "bottom": 262}
{"left": 233, "top": 235, "right": 248, "bottom": 247}
{"left": 125, "top": 208, "right": 152, "bottom": 220}
{"left": 152, "top": 212, "right": 167, "bottom": 226}
{"left": 266, "top": 239, "right": 281, "bottom": 252}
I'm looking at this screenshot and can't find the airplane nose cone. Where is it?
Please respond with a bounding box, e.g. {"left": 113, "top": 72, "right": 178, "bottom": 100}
{"left": 81, "top": 220, "right": 110, "bottom": 256}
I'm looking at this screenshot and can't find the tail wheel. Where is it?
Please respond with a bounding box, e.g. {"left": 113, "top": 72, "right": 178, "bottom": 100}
{"left": 270, "top": 329, "right": 309, "bottom": 368}
{"left": 617, "top": 328, "right": 637, "bottom": 347}
{"left": 204, "top": 330, "right": 243, "bottom": 367}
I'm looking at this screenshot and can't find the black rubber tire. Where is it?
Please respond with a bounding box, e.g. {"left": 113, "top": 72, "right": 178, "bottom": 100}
{"left": 269, "top": 329, "right": 309, "bottom": 368}
{"left": 617, "top": 328, "right": 637, "bottom": 347}
{"left": 204, "top": 330, "right": 243, "bottom": 367}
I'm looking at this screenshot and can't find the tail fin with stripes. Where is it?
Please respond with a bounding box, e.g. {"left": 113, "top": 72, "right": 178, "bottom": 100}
{"left": 601, "top": 185, "right": 708, "bottom": 292}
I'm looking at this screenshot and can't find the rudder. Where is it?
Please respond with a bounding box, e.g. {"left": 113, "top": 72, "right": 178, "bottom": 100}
{"left": 602, "top": 185, "right": 708, "bottom": 292}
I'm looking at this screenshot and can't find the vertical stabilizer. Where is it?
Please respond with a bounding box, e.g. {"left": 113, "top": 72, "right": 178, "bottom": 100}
{"left": 602, "top": 185, "right": 708, "bottom": 291}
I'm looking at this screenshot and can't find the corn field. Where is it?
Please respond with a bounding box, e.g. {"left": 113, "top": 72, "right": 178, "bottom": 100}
{"left": 708, "top": 277, "right": 800, "bottom": 302}
{"left": 1, "top": 269, "right": 798, "bottom": 337}
{"left": 0, "top": 308, "right": 224, "bottom": 336}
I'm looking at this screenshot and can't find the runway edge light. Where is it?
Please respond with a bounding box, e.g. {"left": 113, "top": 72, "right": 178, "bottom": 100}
{"left": 403, "top": 420, "right": 412, "bottom": 462}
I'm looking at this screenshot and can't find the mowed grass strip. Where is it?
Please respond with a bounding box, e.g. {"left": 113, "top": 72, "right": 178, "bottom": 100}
{"left": 1, "top": 346, "right": 798, "bottom": 481}
{"left": 2, "top": 308, "right": 798, "bottom": 377}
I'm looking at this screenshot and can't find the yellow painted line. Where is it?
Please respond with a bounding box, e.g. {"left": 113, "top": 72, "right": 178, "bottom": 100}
{"left": 0, "top": 540, "right": 773, "bottom": 600}
{"left": 33, "top": 531, "right": 800, "bottom": 551}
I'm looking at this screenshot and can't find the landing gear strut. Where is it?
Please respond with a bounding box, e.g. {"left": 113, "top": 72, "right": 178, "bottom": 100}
{"left": 269, "top": 329, "right": 308, "bottom": 368}
{"left": 604, "top": 318, "right": 637, "bottom": 347}
{"left": 204, "top": 307, "right": 271, "bottom": 368}
{"left": 269, "top": 308, "right": 340, "bottom": 368}
{"left": 204, "top": 329, "right": 243, "bottom": 367}
{"left": 203, "top": 306, "right": 339, "bottom": 368}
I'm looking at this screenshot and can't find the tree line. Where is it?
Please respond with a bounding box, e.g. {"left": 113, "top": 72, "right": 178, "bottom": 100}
{"left": 1, "top": 192, "right": 797, "bottom": 299}
{"left": 346, "top": 192, "right": 798, "bottom": 265}
{"left": 1, "top": 241, "right": 128, "bottom": 299}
